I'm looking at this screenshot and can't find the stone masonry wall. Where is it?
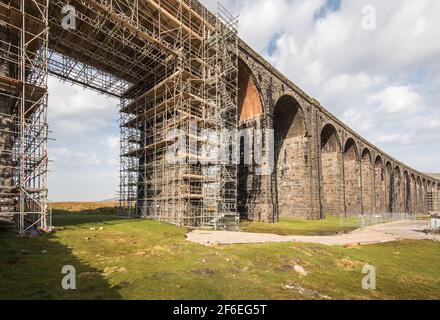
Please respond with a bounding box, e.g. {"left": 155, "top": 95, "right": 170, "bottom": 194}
{"left": 343, "top": 140, "right": 362, "bottom": 216}
{"left": 374, "top": 160, "right": 386, "bottom": 213}
{"left": 275, "top": 135, "right": 310, "bottom": 218}
{"left": 361, "top": 151, "right": 374, "bottom": 214}
{"left": 237, "top": 40, "right": 439, "bottom": 222}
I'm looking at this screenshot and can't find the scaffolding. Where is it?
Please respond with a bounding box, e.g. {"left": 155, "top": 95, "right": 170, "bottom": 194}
{"left": 0, "top": 0, "right": 50, "bottom": 233}
{"left": 1, "top": 0, "right": 239, "bottom": 231}
{"left": 427, "top": 190, "right": 438, "bottom": 213}
{"left": 119, "top": 1, "right": 239, "bottom": 229}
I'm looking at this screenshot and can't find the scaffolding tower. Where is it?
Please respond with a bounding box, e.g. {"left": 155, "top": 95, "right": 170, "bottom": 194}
{"left": 0, "top": 0, "right": 239, "bottom": 232}
{"left": 119, "top": 1, "right": 239, "bottom": 229}
{"left": 427, "top": 190, "right": 437, "bottom": 213}
{"left": 0, "top": 0, "right": 50, "bottom": 234}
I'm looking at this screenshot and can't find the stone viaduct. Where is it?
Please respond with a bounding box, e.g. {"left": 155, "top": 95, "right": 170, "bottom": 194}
{"left": 0, "top": 0, "right": 438, "bottom": 228}
{"left": 236, "top": 40, "right": 440, "bottom": 222}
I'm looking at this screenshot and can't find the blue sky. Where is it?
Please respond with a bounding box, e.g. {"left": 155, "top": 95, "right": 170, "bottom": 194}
{"left": 48, "top": 0, "right": 440, "bottom": 201}
{"left": 314, "top": 0, "right": 341, "bottom": 19}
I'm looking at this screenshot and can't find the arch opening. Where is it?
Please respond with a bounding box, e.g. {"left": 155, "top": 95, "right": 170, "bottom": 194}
{"left": 422, "top": 178, "right": 427, "bottom": 214}
{"left": 416, "top": 177, "right": 423, "bottom": 214}
{"left": 393, "top": 167, "right": 401, "bottom": 212}
{"left": 361, "top": 149, "right": 374, "bottom": 214}
{"left": 410, "top": 174, "right": 417, "bottom": 215}
{"left": 319, "top": 124, "right": 342, "bottom": 217}
{"left": 385, "top": 162, "right": 393, "bottom": 213}
{"left": 238, "top": 60, "right": 262, "bottom": 123}
{"left": 343, "top": 139, "right": 361, "bottom": 215}
{"left": 273, "top": 95, "right": 309, "bottom": 218}
{"left": 374, "top": 156, "right": 386, "bottom": 213}
{"left": 403, "top": 171, "right": 411, "bottom": 213}
{"left": 236, "top": 60, "right": 264, "bottom": 221}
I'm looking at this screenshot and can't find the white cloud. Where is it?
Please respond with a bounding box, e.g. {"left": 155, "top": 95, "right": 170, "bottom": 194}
{"left": 50, "top": 147, "right": 103, "bottom": 167}
{"left": 48, "top": 76, "right": 120, "bottom": 201}
{"left": 105, "top": 136, "right": 120, "bottom": 150}
{"left": 48, "top": 77, "right": 115, "bottom": 117}
{"left": 372, "top": 86, "right": 424, "bottom": 114}
{"left": 222, "top": 0, "right": 440, "bottom": 172}
{"left": 374, "top": 133, "right": 412, "bottom": 146}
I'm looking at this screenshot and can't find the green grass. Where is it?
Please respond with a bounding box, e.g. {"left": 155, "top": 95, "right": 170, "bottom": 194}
{"left": 0, "top": 210, "right": 439, "bottom": 300}
{"left": 241, "top": 216, "right": 360, "bottom": 236}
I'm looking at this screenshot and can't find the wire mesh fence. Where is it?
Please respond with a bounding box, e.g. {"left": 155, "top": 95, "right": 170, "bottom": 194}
{"left": 338, "top": 212, "right": 440, "bottom": 240}
{"left": 339, "top": 212, "right": 416, "bottom": 231}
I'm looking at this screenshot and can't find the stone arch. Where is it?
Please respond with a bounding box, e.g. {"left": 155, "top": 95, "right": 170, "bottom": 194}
{"left": 343, "top": 138, "right": 361, "bottom": 215}
{"left": 273, "top": 95, "right": 309, "bottom": 218}
{"left": 410, "top": 174, "right": 417, "bottom": 215}
{"left": 237, "top": 59, "right": 265, "bottom": 221}
{"left": 320, "top": 123, "right": 342, "bottom": 217}
{"left": 374, "top": 155, "right": 386, "bottom": 213}
{"left": 416, "top": 176, "right": 423, "bottom": 214}
{"left": 403, "top": 171, "right": 410, "bottom": 213}
{"left": 238, "top": 59, "right": 263, "bottom": 123}
{"left": 393, "top": 166, "right": 402, "bottom": 212}
{"left": 394, "top": 166, "right": 406, "bottom": 213}
{"left": 385, "top": 161, "right": 393, "bottom": 213}
{"left": 273, "top": 95, "right": 306, "bottom": 142}
{"left": 361, "top": 148, "right": 374, "bottom": 214}
{"left": 422, "top": 178, "right": 427, "bottom": 214}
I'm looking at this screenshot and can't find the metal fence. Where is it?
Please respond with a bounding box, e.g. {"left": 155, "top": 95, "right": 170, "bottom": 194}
{"left": 357, "top": 212, "right": 411, "bottom": 228}
{"left": 338, "top": 212, "right": 416, "bottom": 231}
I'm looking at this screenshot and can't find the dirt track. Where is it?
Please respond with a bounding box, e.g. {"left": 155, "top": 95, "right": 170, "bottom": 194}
{"left": 186, "top": 221, "right": 440, "bottom": 246}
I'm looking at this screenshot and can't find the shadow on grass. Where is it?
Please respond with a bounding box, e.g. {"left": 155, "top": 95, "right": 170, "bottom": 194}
{"left": 52, "top": 206, "right": 116, "bottom": 215}
{"left": 0, "top": 230, "right": 122, "bottom": 300}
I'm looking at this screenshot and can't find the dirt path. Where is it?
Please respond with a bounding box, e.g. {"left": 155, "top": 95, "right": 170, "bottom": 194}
{"left": 186, "top": 220, "right": 440, "bottom": 246}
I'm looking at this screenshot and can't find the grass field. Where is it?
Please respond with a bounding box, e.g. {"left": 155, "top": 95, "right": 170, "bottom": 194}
{"left": 0, "top": 203, "right": 439, "bottom": 300}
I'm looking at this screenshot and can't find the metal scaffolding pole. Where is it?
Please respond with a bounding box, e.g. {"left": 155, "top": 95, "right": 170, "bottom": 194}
{"left": 1, "top": 0, "right": 239, "bottom": 231}
{"left": 0, "top": 0, "right": 50, "bottom": 233}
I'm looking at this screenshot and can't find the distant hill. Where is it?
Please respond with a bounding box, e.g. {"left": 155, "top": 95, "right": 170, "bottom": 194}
{"left": 101, "top": 197, "right": 119, "bottom": 202}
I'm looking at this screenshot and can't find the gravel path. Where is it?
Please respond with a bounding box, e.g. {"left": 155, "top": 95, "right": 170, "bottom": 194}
{"left": 186, "top": 220, "right": 440, "bottom": 246}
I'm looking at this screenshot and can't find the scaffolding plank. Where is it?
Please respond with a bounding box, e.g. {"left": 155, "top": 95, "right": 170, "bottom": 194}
{"left": 83, "top": 0, "right": 178, "bottom": 56}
